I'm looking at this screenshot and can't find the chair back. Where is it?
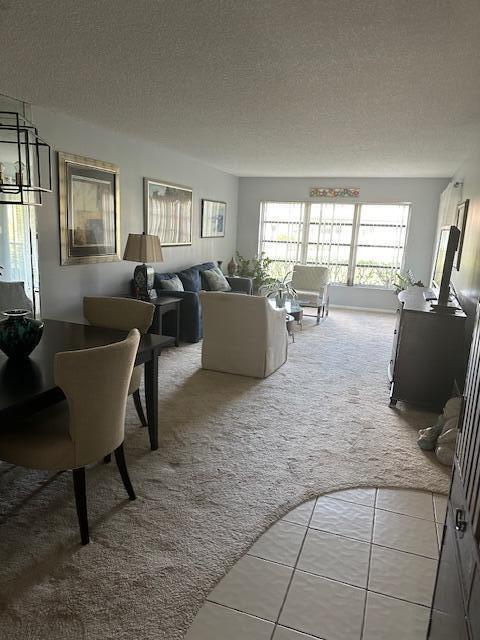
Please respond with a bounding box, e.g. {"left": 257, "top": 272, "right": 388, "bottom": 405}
{"left": 201, "top": 291, "right": 271, "bottom": 340}
{"left": 200, "top": 291, "right": 287, "bottom": 378}
{"left": 0, "top": 281, "right": 33, "bottom": 313}
{"left": 291, "top": 265, "right": 329, "bottom": 291}
{"left": 83, "top": 296, "right": 154, "bottom": 334}
{"left": 54, "top": 329, "right": 140, "bottom": 467}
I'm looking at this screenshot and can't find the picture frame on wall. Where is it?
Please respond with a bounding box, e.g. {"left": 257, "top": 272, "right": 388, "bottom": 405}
{"left": 144, "top": 178, "right": 192, "bottom": 246}
{"left": 201, "top": 199, "right": 226, "bottom": 238}
{"left": 455, "top": 199, "right": 469, "bottom": 270}
{"left": 58, "top": 152, "right": 120, "bottom": 265}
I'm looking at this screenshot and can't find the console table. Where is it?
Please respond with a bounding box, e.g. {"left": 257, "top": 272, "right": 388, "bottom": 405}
{"left": 389, "top": 287, "right": 466, "bottom": 410}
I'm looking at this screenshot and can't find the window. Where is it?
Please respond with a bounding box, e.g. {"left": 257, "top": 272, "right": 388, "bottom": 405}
{"left": 353, "top": 204, "right": 409, "bottom": 287}
{"left": 259, "top": 201, "right": 410, "bottom": 287}
{"left": 0, "top": 204, "right": 40, "bottom": 314}
{"left": 260, "top": 202, "right": 304, "bottom": 279}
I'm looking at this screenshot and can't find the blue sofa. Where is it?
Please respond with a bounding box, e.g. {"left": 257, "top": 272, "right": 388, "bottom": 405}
{"left": 153, "top": 262, "right": 252, "bottom": 342}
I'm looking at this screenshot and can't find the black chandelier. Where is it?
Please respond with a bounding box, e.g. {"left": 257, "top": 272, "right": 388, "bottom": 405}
{"left": 0, "top": 110, "right": 52, "bottom": 206}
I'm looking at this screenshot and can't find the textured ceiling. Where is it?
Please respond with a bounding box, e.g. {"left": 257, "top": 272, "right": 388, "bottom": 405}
{"left": 1, "top": 0, "right": 480, "bottom": 177}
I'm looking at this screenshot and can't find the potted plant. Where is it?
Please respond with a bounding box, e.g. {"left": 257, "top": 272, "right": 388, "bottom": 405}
{"left": 235, "top": 252, "right": 276, "bottom": 294}
{"left": 263, "top": 272, "right": 297, "bottom": 308}
{"left": 393, "top": 269, "right": 424, "bottom": 294}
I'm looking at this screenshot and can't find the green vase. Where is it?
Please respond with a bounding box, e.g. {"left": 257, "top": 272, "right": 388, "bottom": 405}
{"left": 0, "top": 309, "right": 44, "bottom": 359}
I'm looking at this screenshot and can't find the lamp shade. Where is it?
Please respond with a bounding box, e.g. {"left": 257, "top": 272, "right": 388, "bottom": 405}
{"left": 123, "top": 233, "right": 163, "bottom": 263}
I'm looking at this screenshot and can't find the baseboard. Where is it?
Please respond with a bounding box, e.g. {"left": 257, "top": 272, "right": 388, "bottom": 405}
{"left": 330, "top": 304, "right": 395, "bottom": 314}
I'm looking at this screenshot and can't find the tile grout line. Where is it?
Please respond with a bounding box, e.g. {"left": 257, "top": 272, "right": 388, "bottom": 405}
{"left": 205, "top": 599, "right": 279, "bottom": 623}
{"left": 359, "top": 488, "right": 377, "bottom": 640}
{"left": 268, "top": 497, "right": 319, "bottom": 640}
{"left": 240, "top": 554, "right": 437, "bottom": 601}
{"left": 374, "top": 506, "right": 438, "bottom": 523}
{"left": 302, "top": 528, "right": 438, "bottom": 561}
{"left": 330, "top": 497, "right": 439, "bottom": 523}
{"left": 366, "top": 587, "right": 431, "bottom": 610}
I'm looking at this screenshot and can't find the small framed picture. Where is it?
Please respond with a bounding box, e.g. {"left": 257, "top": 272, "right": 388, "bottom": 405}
{"left": 455, "top": 199, "right": 469, "bottom": 270}
{"left": 58, "top": 153, "right": 120, "bottom": 265}
{"left": 144, "top": 178, "right": 192, "bottom": 246}
{"left": 201, "top": 199, "right": 226, "bottom": 238}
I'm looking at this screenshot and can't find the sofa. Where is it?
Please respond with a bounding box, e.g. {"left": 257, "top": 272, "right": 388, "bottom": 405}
{"left": 153, "top": 262, "right": 252, "bottom": 342}
{"left": 200, "top": 291, "right": 288, "bottom": 378}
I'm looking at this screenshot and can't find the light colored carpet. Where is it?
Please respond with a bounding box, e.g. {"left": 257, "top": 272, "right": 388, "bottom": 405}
{"left": 0, "top": 309, "right": 450, "bottom": 640}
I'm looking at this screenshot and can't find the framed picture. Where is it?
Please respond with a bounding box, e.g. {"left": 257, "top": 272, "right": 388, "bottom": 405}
{"left": 201, "top": 199, "right": 226, "bottom": 238}
{"left": 58, "top": 152, "right": 120, "bottom": 265}
{"left": 144, "top": 178, "right": 192, "bottom": 246}
{"left": 455, "top": 199, "right": 469, "bottom": 270}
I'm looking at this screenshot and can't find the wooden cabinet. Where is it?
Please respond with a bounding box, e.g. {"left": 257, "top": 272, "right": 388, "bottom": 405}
{"left": 389, "top": 288, "right": 466, "bottom": 410}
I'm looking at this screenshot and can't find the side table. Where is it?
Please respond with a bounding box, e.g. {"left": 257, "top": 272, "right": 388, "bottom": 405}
{"left": 286, "top": 314, "right": 295, "bottom": 342}
{"left": 123, "top": 295, "right": 182, "bottom": 346}
{"left": 150, "top": 296, "right": 182, "bottom": 346}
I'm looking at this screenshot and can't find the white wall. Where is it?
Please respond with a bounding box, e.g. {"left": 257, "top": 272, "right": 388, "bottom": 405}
{"left": 453, "top": 148, "right": 480, "bottom": 212}
{"left": 451, "top": 148, "right": 480, "bottom": 322}
{"left": 237, "top": 177, "right": 448, "bottom": 310}
{"left": 31, "top": 107, "right": 238, "bottom": 322}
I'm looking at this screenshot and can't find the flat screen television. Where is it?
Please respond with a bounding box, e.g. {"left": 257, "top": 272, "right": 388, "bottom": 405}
{"left": 432, "top": 225, "right": 460, "bottom": 307}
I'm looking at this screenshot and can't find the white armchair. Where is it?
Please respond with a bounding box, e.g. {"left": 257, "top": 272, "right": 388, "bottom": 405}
{"left": 200, "top": 291, "right": 288, "bottom": 378}
{"left": 291, "top": 265, "right": 330, "bottom": 324}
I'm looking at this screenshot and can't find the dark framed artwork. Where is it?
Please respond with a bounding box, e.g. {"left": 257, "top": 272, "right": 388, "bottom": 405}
{"left": 58, "top": 152, "right": 120, "bottom": 265}
{"left": 144, "top": 178, "right": 192, "bottom": 246}
{"left": 455, "top": 199, "right": 469, "bottom": 270}
{"left": 201, "top": 199, "right": 226, "bottom": 238}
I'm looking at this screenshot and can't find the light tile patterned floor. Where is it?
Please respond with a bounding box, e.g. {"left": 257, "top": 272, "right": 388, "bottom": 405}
{"left": 185, "top": 488, "right": 447, "bottom": 640}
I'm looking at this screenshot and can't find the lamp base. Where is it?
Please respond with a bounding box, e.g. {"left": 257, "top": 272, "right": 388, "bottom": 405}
{"left": 133, "top": 263, "right": 157, "bottom": 301}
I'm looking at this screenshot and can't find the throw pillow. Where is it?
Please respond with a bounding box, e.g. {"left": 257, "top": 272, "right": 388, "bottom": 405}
{"left": 201, "top": 267, "right": 232, "bottom": 292}
{"left": 158, "top": 275, "right": 184, "bottom": 291}
{"left": 177, "top": 267, "right": 202, "bottom": 292}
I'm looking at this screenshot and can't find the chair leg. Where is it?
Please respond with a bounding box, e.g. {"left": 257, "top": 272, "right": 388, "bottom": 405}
{"left": 72, "top": 467, "right": 89, "bottom": 545}
{"left": 316, "top": 306, "right": 321, "bottom": 325}
{"left": 104, "top": 454, "right": 111, "bottom": 464}
{"left": 132, "top": 389, "right": 147, "bottom": 427}
{"left": 114, "top": 443, "right": 136, "bottom": 501}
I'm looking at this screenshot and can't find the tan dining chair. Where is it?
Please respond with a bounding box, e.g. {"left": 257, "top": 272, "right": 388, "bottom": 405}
{"left": 0, "top": 329, "right": 140, "bottom": 545}
{"left": 83, "top": 296, "right": 155, "bottom": 427}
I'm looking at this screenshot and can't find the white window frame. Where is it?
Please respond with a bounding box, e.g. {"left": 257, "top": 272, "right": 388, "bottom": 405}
{"left": 258, "top": 201, "right": 411, "bottom": 289}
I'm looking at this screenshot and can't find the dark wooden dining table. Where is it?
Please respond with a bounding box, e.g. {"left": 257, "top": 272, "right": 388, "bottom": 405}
{"left": 0, "top": 319, "right": 175, "bottom": 450}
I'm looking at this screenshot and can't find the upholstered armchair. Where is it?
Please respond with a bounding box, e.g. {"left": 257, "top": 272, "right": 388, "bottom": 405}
{"left": 291, "top": 265, "right": 330, "bottom": 324}
{"left": 200, "top": 291, "right": 288, "bottom": 378}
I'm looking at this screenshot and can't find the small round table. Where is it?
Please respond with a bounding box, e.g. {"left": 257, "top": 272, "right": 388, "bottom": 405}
{"left": 268, "top": 299, "right": 303, "bottom": 342}
{"left": 285, "top": 300, "right": 304, "bottom": 327}
{"left": 286, "top": 314, "right": 296, "bottom": 342}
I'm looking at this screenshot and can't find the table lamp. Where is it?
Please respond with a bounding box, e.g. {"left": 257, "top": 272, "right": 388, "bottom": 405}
{"left": 123, "top": 233, "right": 163, "bottom": 301}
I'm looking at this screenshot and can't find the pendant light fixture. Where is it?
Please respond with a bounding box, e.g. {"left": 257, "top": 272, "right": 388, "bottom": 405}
{"left": 0, "top": 99, "right": 52, "bottom": 206}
